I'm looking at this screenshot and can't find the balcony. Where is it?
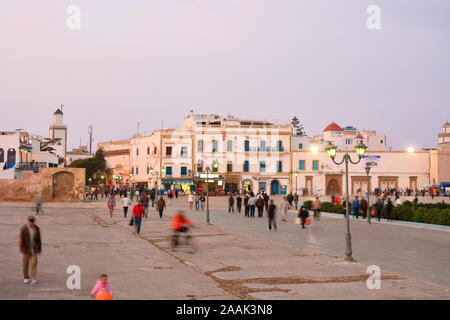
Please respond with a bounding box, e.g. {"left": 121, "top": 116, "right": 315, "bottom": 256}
{"left": 17, "top": 162, "right": 51, "bottom": 170}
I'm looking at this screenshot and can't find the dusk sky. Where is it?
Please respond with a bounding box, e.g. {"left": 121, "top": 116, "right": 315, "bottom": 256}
{"left": 1, "top": 0, "right": 449, "bottom": 151}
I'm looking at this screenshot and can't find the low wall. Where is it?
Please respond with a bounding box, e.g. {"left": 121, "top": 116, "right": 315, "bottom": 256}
{"left": 0, "top": 167, "right": 86, "bottom": 202}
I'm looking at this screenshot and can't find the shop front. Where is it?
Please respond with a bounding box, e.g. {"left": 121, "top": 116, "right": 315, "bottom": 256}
{"left": 225, "top": 174, "right": 240, "bottom": 194}
{"left": 161, "top": 179, "right": 195, "bottom": 194}
{"left": 194, "top": 173, "right": 225, "bottom": 195}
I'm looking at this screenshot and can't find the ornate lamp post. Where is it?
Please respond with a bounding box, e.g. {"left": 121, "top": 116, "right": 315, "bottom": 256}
{"left": 326, "top": 141, "right": 367, "bottom": 261}
{"left": 205, "top": 161, "right": 219, "bottom": 224}
{"left": 294, "top": 171, "right": 299, "bottom": 210}
{"left": 150, "top": 167, "right": 165, "bottom": 199}
{"left": 365, "top": 166, "right": 371, "bottom": 224}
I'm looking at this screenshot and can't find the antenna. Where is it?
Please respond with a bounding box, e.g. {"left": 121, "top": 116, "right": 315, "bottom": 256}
{"left": 61, "top": 104, "right": 64, "bottom": 112}
{"left": 137, "top": 122, "right": 140, "bottom": 135}
{"left": 88, "top": 125, "right": 94, "bottom": 154}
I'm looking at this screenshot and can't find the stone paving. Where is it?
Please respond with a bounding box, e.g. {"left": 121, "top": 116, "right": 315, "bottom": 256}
{"left": 0, "top": 198, "right": 449, "bottom": 299}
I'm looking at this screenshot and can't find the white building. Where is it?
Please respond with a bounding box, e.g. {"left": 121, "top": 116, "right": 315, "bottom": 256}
{"left": 0, "top": 131, "right": 58, "bottom": 179}
{"left": 65, "top": 145, "right": 94, "bottom": 165}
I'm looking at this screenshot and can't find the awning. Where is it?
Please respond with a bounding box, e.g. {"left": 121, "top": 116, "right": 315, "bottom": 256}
{"left": 440, "top": 182, "right": 450, "bottom": 187}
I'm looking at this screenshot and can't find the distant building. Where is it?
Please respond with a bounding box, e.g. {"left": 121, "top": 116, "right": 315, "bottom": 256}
{"left": 430, "top": 122, "right": 450, "bottom": 187}
{"left": 65, "top": 145, "right": 94, "bottom": 165}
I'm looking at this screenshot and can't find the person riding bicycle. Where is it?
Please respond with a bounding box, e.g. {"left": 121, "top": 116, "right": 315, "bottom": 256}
{"left": 171, "top": 211, "right": 194, "bottom": 233}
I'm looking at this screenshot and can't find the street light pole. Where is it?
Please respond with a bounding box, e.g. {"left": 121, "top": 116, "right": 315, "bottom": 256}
{"left": 206, "top": 167, "right": 210, "bottom": 224}
{"left": 294, "top": 171, "right": 299, "bottom": 210}
{"left": 326, "top": 142, "right": 367, "bottom": 262}
{"left": 365, "top": 166, "right": 371, "bottom": 224}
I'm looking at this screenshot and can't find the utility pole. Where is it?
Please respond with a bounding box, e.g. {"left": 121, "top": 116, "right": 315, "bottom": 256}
{"left": 88, "top": 125, "right": 94, "bottom": 154}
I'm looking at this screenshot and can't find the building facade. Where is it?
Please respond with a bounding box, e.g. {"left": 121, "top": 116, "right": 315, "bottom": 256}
{"left": 98, "top": 113, "right": 446, "bottom": 196}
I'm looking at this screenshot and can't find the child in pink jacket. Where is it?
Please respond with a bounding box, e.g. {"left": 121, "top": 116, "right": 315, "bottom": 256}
{"left": 90, "top": 274, "right": 113, "bottom": 300}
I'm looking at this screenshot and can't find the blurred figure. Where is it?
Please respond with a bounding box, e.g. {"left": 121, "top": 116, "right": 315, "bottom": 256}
{"left": 35, "top": 194, "right": 43, "bottom": 215}
{"left": 91, "top": 274, "right": 113, "bottom": 300}
{"left": 298, "top": 204, "right": 309, "bottom": 229}
{"left": 236, "top": 194, "right": 242, "bottom": 213}
{"left": 228, "top": 194, "right": 235, "bottom": 213}
{"left": 313, "top": 197, "right": 322, "bottom": 221}
{"left": 133, "top": 201, "right": 145, "bottom": 234}
{"left": 267, "top": 200, "right": 277, "bottom": 231}
{"left": 157, "top": 196, "right": 166, "bottom": 219}
{"left": 280, "top": 196, "right": 289, "bottom": 222}
{"left": 121, "top": 195, "right": 132, "bottom": 218}
{"left": 107, "top": 194, "right": 116, "bottom": 217}
{"left": 19, "top": 216, "right": 41, "bottom": 284}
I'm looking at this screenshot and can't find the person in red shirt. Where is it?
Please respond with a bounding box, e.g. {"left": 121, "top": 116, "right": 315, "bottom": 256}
{"left": 133, "top": 201, "right": 145, "bottom": 234}
{"left": 171, "top": 211, "right": 194, "bottom": 249}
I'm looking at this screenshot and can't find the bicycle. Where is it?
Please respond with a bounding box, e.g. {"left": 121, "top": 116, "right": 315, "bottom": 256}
{"left": 170, "top": 227, "right": 197, "bottom": 254}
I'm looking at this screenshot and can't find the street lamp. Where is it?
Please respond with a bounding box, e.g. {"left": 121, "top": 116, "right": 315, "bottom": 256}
{"left": 150, "top": 167, "right": 165, "bottom": 199}
{"left": 326, "top": 141, "right": 367, "bottom": 261}
{"left": 205, "top": 161, "right": 219, "bottom": 224}
{"left": 365, "top": 166, "right": 371, "bottom": 224}
{"left": 294, "top": 171, "right": 299, "bottom": 210}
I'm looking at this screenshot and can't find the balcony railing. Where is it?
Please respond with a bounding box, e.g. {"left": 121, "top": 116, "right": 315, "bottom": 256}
{"left": 17, "top": 162, "right": 49, "bottom": 170}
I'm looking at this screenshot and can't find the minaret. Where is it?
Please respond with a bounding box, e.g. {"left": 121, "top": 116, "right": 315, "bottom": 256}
{"left": 49, "top": 107, "right": 68, "bottom": 160}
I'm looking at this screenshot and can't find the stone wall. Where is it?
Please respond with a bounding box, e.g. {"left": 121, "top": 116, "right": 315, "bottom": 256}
{"left": 0, "top": 167, "right": 85, "bottom": 202}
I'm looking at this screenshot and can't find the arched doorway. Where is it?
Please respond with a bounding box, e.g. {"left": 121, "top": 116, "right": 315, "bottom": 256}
{"left": 271, "top": 180, "right": 280, "bottom": 195}
{"left": 52, "top": 171, "right": 75, "bottom": 199}
{"left": 242, "top": 179, "right": 253, "bottom": 194}
{"left": 326, "top": 179, "right": 340, "bottom": 196}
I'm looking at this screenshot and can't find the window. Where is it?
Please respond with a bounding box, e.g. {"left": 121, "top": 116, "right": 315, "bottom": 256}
{"left": 131, "top": 167, "right": 134, "bottom": 174}
{"left": 197, "top": 161, "right": 203, "bottom": 172}
{"left": 0, "top": 148, "right": 4, "bottom": 162}
{"left": 166, "top": 146, "right": 172, "bottom": 156}
{"left": 298, "top": 143, "right": 303, "bottom": 150}
{"left": 277, "top": 140, "right": 283, "bottom": 151}
{"left": 147, "top": 147, "right": 150, "bottom": 155}
{"left": 227, "top": 161, "right": 232, "bottom": 172}
{"left": 260, "top": 161, "right": 266, "bottom": 172}
{"left": 299, "top": 160, "right": 305, "bottom": 170}
{"left": 166, "top": 167, "right": 172, "bottom": 175}
{"left": 136, "top": 148, "right": 139, "bottom": 156}
{"left": 345, "top": 139, "right": 352, "bottom": 145}
{"left": 312, "top": 160, "right": 319, "bottom": 171}
{"left": 6, "top": 148, "right": 15, "bottom": 168}
{"left": 181, "top": 166, "right": 187, "bottom": 176}
{"left": 212, "top": 162, "right": 218, "bottom": 172}
{"left": 136, "top": 167, "right": 139, "bottom": 174}
{"left": 154, "top": 147, "right": 157, "bottom": 154}
{"left": 197, "top": 140, "right": 203, "bottom": 152}
{"left": 147, "top": 166, "right": 150, "bottom": 174}
{"left": 227, "top": 140, "right": 233, "bottom": 152}
{"left": 259, "top": 182, "right": 266, "bottom": 192}
{"left": 243, "top": 160, "right": 249, "bottom": 172}
{"left": 212, "top": 140, "right": 218, "bottom": 152}
{"left": 260, "top": 140, "right": 266, "bottom": 151}
{"left": 181, "top": 146, "right": 187, "bottom": 157}
{"left": 277, "top": 161, "right": 282, "bottom": 173}
{"left": 244, "top": 140, "right": 250, "bottom": 152}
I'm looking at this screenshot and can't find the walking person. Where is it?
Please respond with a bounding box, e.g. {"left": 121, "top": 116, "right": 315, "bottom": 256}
{"left": 121, "top": 196, "right": 132, "bottom": 218}
{"left": 376, "top": 197, "right": 383, "bottom": 222}
{"left": 360, "top": 196, "right": 368, "bottom": 219}
{"left": 256, "top": 195, "right": 264, "bottom": 218}
{"left": 298, "top": 204, "right": 309, "bottom": 229}
{"left": 280, "top": 196, "right": 289, "bottom": 222}
{"left": 312, "top": 197, "right": 321, "bottom": 220}
{"left": 157, "top": 196, "right": 166, "bottom": 219}
{"left": 263, "top": 192, "right": 269, "bottom": 212}
{"left": 188, "top": 193, "right": 194, "bottom": 211}
{"left": 352, "top": 196, "right": 360, "bottom": 219}
{"left": 195, "top": 193, "right": 200, "bottom": 211}
{"left": 142, "top": 193, "right": 150, "bottom": 218}
{"left": 267, "top": 200, "right": 277, "bottom": 231}
{"left": 244, "top": 194, "right": 250, "bottom": 217}
{"left": 167, "top": 190, "right": 173, "bottom": 206}
{"left": 107, "top": 194, "right": 116, "bottom": 217}
{"left": 236, "top": 194, "right": 242, "bottom": 213}
{"left": 228, "top": 194, "right": 235, "bottom": 213}
{"left": 200, "top": 193, "right": 206, "bottom": 211}
{"left": 249, "top": 194, "right": 256, "bottom": 217}
{"left": 150, "top": 189, "right": 156, "bottom": 207}
{"left": 90, "top": 274, "right": 113, "bottom": 300}
{"left": 133, "top": 201, "right": 145, "bottom": 234}
{"left": 386, "top": 197, "right": 393, "bottom": 221}
{"left": 35, "top": 194, "right": 43, "bottom": 215}
{"left": 19, "top": 216, "right": 42, "bottom": 284}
